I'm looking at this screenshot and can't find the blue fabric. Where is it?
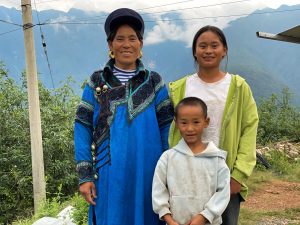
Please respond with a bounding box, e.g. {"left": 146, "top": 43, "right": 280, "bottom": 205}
{"left": 74, "top": 59, "right": 173, "bottom": 225}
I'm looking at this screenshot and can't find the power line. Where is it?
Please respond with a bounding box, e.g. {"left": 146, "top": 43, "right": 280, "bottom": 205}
{"left": 137, "top": 0, "right": 197, "bottom": 11}
{"left": 150, "top": 8, "right": 300, "bottom": 22}
{"left": 0, "top": 19, "right": 23, "bottom": 27}
{"left": 35, "top": 0, "right": 196, "bottom": 7}
{"left": 141, "top": 0, "right": 252, "bottom": 16}
{"left": 33, "top": 0, "right": 195, "bottom": 21}
{"left": 34, "top": 0, "right": 63, "bottom": 4}
{"left": 0, "top": 27, "right": 22, "bottom": 36}
{"left": 33, "top": 0, "right": 55, "bottom": 89}
{"left": 45, "top": 0, "right": 253, "bottom": 24}
{"left": 34, "top": 0, "right": 254, "bottom": 24}
{"left": 39, "top": 8, "right": 300, "bottom": 26}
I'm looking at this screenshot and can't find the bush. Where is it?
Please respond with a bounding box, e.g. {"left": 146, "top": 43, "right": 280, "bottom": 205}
{"left": 0, "top": 62, "right": 80, "bottom": 224}
{"left": 265, "top": 150, "right": 294, "bottom": 175}
{"left": 257, "top": 88, "right": 300, "bottom": 145}
{"left": 71, "top": 193, "right": 88, "bottom": 225}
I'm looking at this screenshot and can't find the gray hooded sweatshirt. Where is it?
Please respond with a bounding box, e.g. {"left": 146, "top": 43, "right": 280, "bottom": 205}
{"left": 152, "top": 139, "right": 230, "bottom": 225}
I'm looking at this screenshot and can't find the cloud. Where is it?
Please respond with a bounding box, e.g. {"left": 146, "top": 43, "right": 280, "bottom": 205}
{"left": 144, "top": 18, "right": 184, "bottom": 45}
{"left": 143, "top": 0, "right": 300, "bottom": 47}
{"left": 2, "top": 0, "right": 300, "bottom": 13}
{"left": 48, "top": 15, "right": 71, "bottom": 33}
{"left": 1, "top": 0, "right": 300, "bottom": 46}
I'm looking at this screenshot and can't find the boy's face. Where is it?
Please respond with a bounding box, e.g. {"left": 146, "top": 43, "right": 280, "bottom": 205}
{"left": 175, "top": 105, "right": 209, "bottom": 145}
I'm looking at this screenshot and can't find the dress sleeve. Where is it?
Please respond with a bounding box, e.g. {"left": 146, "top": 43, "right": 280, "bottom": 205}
{"left": 153, "top": 72, "right": 174, "bottom": 151}
{"left": 74, "top": 83, "right": 96, "bottom": 184}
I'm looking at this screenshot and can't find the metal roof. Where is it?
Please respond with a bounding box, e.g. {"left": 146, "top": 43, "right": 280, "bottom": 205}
{"left": 256, "top": 25, "right": 300, "bottom": 44}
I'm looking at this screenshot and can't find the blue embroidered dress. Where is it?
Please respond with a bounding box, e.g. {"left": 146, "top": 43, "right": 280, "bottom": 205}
{"left": 74, "top": 59, "right": 173, "bottom": 225}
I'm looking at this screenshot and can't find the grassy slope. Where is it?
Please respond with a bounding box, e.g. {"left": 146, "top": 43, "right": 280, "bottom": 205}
{"left": 239, "top": 161, "right": 300, "bottom": 225}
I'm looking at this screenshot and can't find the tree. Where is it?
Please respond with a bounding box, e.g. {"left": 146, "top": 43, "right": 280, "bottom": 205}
{"left": 257, "top": 88, "right": 300, "bottom": 145}
{"left": 0, "top": 62, "right": 80, "bottom": 224}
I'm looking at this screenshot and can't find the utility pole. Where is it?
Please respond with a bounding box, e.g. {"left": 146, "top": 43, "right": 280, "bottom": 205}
{"left": 21, "top": 0, "right": 46, "bottom": 213}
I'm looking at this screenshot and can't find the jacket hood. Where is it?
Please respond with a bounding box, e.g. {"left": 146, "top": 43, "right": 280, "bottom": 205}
{"left": 173, "top": 139, "right": 227, "bottom": 159}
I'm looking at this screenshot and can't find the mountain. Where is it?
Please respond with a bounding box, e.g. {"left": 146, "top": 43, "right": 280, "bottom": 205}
{"left": 225, "top": 5, "right": 300, "bottom": 103}
{"left": 1, "top": 5, "right": 300, "bottom": 104}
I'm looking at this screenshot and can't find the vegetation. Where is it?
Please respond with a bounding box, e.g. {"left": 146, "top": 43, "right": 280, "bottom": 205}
{"left": 12, "top": 192, "right": 88, "bottom": 225}
{"left": 1, "top": 60, "right": 300, "bottom": 224}
{"left": 0, "top": 62, "right": 79, "bottom": 224}
{"left": 239, "top": 163, "right": 300, "bottom": 225}
{"left": 257, "top": 88, "right": 300, "bottom": 145}
{"left": 240, "top": 207, "right": 300, "bottom": 225}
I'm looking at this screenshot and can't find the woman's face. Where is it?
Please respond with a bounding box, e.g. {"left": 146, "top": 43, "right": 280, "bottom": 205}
{"left": 109, "top": 24, "right": 143, "bottom": 70}
{"left": 194, "top": 30, "right": 227, "bottom": 69}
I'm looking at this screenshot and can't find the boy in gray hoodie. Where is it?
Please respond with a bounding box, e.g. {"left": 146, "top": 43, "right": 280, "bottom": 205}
{"left": 152, "top": 97, "right": 230, "bottom": 225}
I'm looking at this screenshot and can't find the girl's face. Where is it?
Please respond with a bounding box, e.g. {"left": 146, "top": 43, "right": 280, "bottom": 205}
{"left": 194, "top": 30, "right": 227, "bottom": 69}
{"left": 109, "top": 24, "right": 143, "bottom": 70}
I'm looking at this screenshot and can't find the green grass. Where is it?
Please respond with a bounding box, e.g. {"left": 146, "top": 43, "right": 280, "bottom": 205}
{"left": 239, "top": 208, "right": 300, "bottom": 225}
{"left": 239, "top": 159, "right": 300, "bottom": 225}
{"left": 12, "top": 193, "right": 66, "bottom": 225}
{"left": 13, "top": 150, "right": 300, "bottom": 225}
{"left": 245, "top": 169, "right": 273, "bottom": 195}
{"left": 12, "top": 192, "right": 88, "bottom": 225}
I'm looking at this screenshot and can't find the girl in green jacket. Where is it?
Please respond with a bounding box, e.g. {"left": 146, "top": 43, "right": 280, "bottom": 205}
{"left": 168, "top": 25, "right": 259, "bottom": 225}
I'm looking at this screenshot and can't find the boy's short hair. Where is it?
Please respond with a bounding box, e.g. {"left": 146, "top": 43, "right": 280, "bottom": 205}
{"left": 174, "top": 97, "right": 208, "bottom": 118}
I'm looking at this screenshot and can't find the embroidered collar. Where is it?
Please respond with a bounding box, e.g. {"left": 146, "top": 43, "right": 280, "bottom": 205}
{"left": 102, "top": 59, "right": 147, "bottom": 87}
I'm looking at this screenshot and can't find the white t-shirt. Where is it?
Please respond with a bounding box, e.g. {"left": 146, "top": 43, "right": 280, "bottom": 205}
{"left": 185, "top": 73, "right": 231, "bottom": 147}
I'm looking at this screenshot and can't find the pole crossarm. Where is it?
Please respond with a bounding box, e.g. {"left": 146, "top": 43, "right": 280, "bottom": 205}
{"left": 256, "top": 25, "right": 300, "bottom": 44}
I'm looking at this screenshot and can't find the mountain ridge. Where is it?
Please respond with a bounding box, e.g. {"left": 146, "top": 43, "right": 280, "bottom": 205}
{"left": 0, "top": 5, "right": 300, "bottom": 104}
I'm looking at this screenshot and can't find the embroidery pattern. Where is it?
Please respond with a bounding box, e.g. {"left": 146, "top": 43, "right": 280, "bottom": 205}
{"left": 76, "top": 161, "right": 94, "bottom": 184}
{"left": 156, "top": 98, "right": 174, "bottom": 128}
{"left": 93, "top": 86, "right": 126, "bottom": 147}
{"left": 127, "top": 72, "right": 164, "bottom": 121}
{"left": 77, "top": 59, "right": 172, "bottom": 173}
{"left": 75, "top": 100, "right": 94, "bottom": 127}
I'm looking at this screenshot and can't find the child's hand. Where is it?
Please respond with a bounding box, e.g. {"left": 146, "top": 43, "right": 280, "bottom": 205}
{"left": 163, "top": 214, "right": 180, "bottom": 225}
{"left": 184, "top": 214, "right": 207, "bottom": 225}
{"left": 168, "top": 221, "right": 180, "bottom": 225}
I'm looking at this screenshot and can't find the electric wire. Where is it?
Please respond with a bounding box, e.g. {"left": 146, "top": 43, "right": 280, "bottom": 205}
{"left": 38, "top": 8, "right": 300, "bottom": 26}
{"left": 142, "top": 0, "right": 252, "bottom": 15}
{"left": 0, "top": 27, "right": 22, "bottom": 36}
{"left": 37, "top": 0, "right": 252, "bottom": 24}
{"left": 137, "top": 0, "right": 198, "bottom": 10}
{"left": 0, "top": 19, "right": 23, "bottom": 27}
{"left": 151, "top": 8, "right": 300, "bottom": 22}
{"left": 33, "top": 0, "right": 55, "bottom": 89}
{"left": 34, "top": 0, "right": 64, "bottom": 4}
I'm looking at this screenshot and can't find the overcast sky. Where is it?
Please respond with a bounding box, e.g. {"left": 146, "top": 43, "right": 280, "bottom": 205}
{"left": 1, "top": 0, "right": 300, "bottom": 45}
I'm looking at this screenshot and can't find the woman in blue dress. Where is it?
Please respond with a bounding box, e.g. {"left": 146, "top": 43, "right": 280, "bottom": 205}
{"left": 74, "top": 8, "right": 173, "bottom": 225}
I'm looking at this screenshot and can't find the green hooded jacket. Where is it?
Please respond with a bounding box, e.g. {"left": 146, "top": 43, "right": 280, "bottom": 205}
{"left": 168, "top": 74, "right": 259, "bottom": 200}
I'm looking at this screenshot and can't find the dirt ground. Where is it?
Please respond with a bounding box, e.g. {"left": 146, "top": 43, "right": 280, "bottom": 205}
{"left": 242, "top": 179, "right": 300, "bottom": 211}
{"left": 241, "top": 179, "right": 300, "bottom": 224}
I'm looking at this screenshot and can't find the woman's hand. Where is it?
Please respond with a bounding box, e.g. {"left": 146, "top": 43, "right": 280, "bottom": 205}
{"left": 184, "top": 214, "right": 207, "bottom": 225}
{"left": 79, "top": 181, "right": 97, "bottom": 205}
{"left": 230, "top": 177, "right": 241, "bottom": 195}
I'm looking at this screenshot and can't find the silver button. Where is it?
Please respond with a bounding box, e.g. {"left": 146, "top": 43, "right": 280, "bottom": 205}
{"left": 96, "top": 87, "right": 101, "bottom": 93}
